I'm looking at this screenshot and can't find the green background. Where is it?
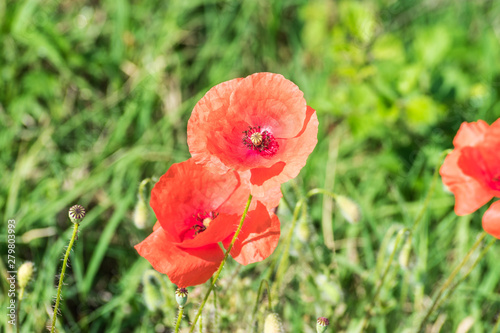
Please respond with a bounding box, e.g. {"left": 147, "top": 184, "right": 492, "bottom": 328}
{"left": 1, "top": 0, "right": 500, "bottom": 331}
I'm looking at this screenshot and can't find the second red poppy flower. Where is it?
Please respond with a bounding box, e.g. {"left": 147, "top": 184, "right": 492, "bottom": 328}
{"left": 187, "top": 72, "right": 318, "bottom": 195}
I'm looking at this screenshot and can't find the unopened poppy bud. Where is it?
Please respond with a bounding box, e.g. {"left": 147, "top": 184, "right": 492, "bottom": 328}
{"left": 316, "top": 317, "right": 329, "bottom": 333}
{"left": 296, "top": 220, "right": 310, "bottom": 242}
{"left": 175, "top": 288, "right": 188, "bottom": 308}
{"left": 133, "top": 199, "right": 149, "bottom": 229}
{"left": 68, "top": 205, "right": 86, "bottom": 224}
{"left": 264, "top": 313, "right": 284, "bottom": 333}
{"left": 398, "top": 240, "right": 412, "bottom": 269}
{"left": 142, "top": 271, "right": 163, "bottom": 311}
{"left": 335, "top": 195, "right": 361, "bottom": 224}
{"left": 18, "top": 261, "right": 34, "bottom": 289}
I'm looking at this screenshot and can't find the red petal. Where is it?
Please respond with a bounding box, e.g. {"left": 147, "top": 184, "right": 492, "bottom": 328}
{"left": 250, "top": 162, "right": 286, "bottom": 186}
{"left": 483, "top": 201, "right": 500, "bottom": 239}
{"left": 453, "top": 120, "right": 489, "bottom": 149}
{"left": 153, "top": 221, "right": 160, "bottom": 231}
{"left": 252, "top": 184, "right": 282, "bottom": 210}
{"left": 135, "top": 227, "right": 224, "bottom": 287}
{"left": 223, "top": 201, "right": 280, "bottom": 265}
{"left": 228, "top": 73, "right": 307, "bottom": 139}
{"left": 177, "top": 213, "right": 240, "bottom": 249}
{"left": 150, "top": 159, "right": 246, "bottom": 242}
{"left": 188, "top": 78, "right": 243, "bottom": 174}
{"left": 248, "top": 106, "right": 319, "bottom": 196}
{"left": 440, "top": 149, "right": 493, "bottom": 215}
{"left": 459, "top": 146, "right": 500, "bottom": 195}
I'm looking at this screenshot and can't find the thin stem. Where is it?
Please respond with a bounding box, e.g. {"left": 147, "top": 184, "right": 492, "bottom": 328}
{"left": 188, "top": 194, "right": 253, "bottom": 333}
{"left": 17, "top": 288, "right": 25, "bottom": 333}
{"left": 280, "top": 186, "right": 293, "bottom": 213}
{"left": 493, "top": 314, "right": 500, "bottom": 333}
{"left": 51, "top": 222, "right": 79, "bottom": 333}
{"left": 271, "top": 199, "right": 304, "bottom": 298}
{"left": 213, "top": 283, "right": 218, "bottom": 331}
{"left": 433, "top": 237, "right": 496, "bottom": 312}
{"left": 416, "top": 232, "right": 487, "bottom": 333}
{"left": 306, "top": 188, "right": 337, "bottom": 200}
{"left": 359, "top": 228, "right": 407, "bottom": 330}
{"left": 410, "top": 150, "right": 450, "bottom": 234}
{"left": 138, "top": 178, "right": 153, "bottom": 202}
{"left": 252, "top": 280, "right": 272, "bottom": 318}
{"left": 360, "top": 150, "right": 449, "bottom": 330}
{"left": 174, "top": 307, "right": 184, "bottom": 333}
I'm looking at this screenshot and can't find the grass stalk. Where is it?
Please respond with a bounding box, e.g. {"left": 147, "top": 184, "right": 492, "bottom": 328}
{"left": 271, "top": 198, "right": 304, "bottom": 298}
{"left": 416, "top": 232, "right": 488, "bottom": 332}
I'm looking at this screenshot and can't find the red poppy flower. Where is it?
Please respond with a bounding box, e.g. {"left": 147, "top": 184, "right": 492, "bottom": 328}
{"left": 187, "top": 73, "right": 318, "bottom": 196}
{"left": 483, "top": 201, "right": 500, "bottom": 239}
{"left": 440, "top": 118, "right": 500, "bottom": 238}
{"left": 135, "top": 159, "right": 280, "bottom": 287}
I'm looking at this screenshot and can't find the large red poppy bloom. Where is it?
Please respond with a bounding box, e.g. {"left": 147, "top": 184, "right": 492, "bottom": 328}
{"left": 135, "top": 159, "right": 280, "bottom": 287}
{"left": 187, "top": 73, "right": 318, "bottom": 196}
{"left": 440, "top": 119, "right": 500, "bottom": 238}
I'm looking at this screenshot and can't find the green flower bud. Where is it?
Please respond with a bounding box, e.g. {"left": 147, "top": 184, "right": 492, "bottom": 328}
{"left": 316, "top": 317, "right": 329, "bottom": 333}
{"left": 175, "top": 288, "right": 188, "bottom": 308}
{"left": 264, "top": 313, "right": 284, "bottom": 333}
{"left": 68, "top": 205, "right": 86, "bottom": 224}
{"left": 335, "top": 196, "right": 361, "bottom": 224}
{"left": 133, "top": 199, "right": 149, "bottom": 229}
{"left": 18, "top": 261, "right": 34, "bottom": 289}
{"left": 398, "top": 240, "right": 412, "bottom": 269}
{"left": 142, "top": 270, "right": 164, "bottom": 312}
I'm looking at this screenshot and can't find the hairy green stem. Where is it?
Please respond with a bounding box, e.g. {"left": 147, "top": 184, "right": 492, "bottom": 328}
{"left": 51, "top": 222, "right": 79, "bottom": 333}
{"left": 138, "top": 178, "right": 153, "bottom": 202}
{"left": 252, "top": 280, "right": 272, "bottom": 317}
{"left": 306, "top": 188, "right": 337, "bottom": 200}
{"left": 280, "top": 186, "right": 293, "bottom": 213}
{"left": 17, "top": 287, "right": 25, "bottom": 333}
{"left": 416, "top": 232, "right": 488, "bottom": 332}
{"left": 213, "top": 282, "right": 218, "bottom": 331}
{"left": 188, "top": 194, "right": 253, "bottom": 332}
{"left": 174, "top": 306, "right": 184, "bottom": 333}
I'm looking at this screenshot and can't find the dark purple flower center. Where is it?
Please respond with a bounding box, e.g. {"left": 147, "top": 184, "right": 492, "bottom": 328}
{"left": 242, "top": 126, "right": 278, "bottom": 156}
{"left": 189, "top": 211, "right": 219, "bottom": 236}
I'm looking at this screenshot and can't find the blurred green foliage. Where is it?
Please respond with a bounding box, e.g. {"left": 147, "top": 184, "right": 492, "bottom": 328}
{"left": 1, "top": 0, "right": 500, "bottom": 332}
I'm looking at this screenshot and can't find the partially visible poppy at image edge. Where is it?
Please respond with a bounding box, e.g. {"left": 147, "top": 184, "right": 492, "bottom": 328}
{"left": 187, "top": 72, "right": 319, "bottom": 196}
{"left": 440, "top": 119, "right": 500, "bottom": 238}
{"left": 135, "top": 159, "right": 281, "bottom": 287}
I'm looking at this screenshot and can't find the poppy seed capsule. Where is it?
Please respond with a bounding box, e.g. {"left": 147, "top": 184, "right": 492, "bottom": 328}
{"left": 175, "top": 288, "right": 188, "bottom": 308}
{"left": 18, "top": 262, "right": 34, "bottom": 289}
{"left": 69, "top": 205, "right": 86, "bottom": 224}
{"left": 250, "top": 132, "right": 263, "bottom": 146}
{"left": 316, "top": 317, "right": 329, "bottom": 333}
